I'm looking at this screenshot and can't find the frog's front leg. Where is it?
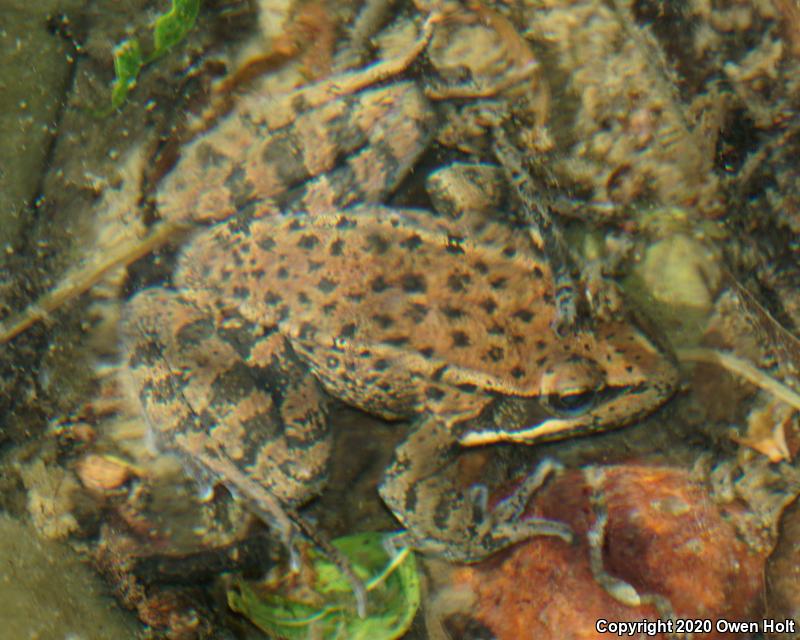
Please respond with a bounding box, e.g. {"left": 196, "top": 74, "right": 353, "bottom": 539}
{"left": 379, "top": 412, "right": 572, "bottom": 562}
{"left": 122, "top": 287, "right": 333, "bottom": 547}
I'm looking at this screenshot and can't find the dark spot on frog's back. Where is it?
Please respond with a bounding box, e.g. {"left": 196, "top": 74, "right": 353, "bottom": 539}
{"left": 372, "top": 314, "right": 394, "bottom": 329}
{"left": 258, "top": 236, "right": 276, "bottom": 251}
{"left": 490, "top": 276, "right": 507, "bottom": 290}
{"left": 451, "top": 330, "right": 470, "bottom": 347}
{"left": 210, "top": 361, "right": 260, "bottom": 403}
{"left": 317, "top": 277, "right": 337, "bottom": 293}
{"left": 338, "top": 323, "right": 357, "bottom": 339}
{"left": 233, "top": 286, "right": 250, "bottom": 300}
{"left": 401, "top": 273, "right": 426, "bottom": 293}
{"left": 486, "top": 346, "right": 504, "bottom": 362}
{"left": 502, "top": 245, "right": 517, "bottom": 258}
{"left": 488, "top": 323, "right": 504, "bottom": 336}
{"left": 364, "top": 233, "right": 391, "bottom": 254}
{"left": 264, "top": 291, "right": 282, "bottom": 306}
{"left": 329, "top": 238, "right": 345, "bottom": 256}
{"left": 405, "top": 302, "right": 429, "bottom": 324}
{"left": 399, "top": 233, "right": 423, "bottom": 251}
{"left": 322, "top": 302, "right": 337, "bottom": 316}
{"left": 371, "top": 276, "right": 390, "bottom": 293}
{"left": 512, "top": 309, "right": 534, "bottom": 323}
{"left": 441, "top": 305, "right": 464, "bottom": 320}
{"left": 480, "top": 297, "right": 498, "bottom": 315}
{"left": 446, "top": 272, "right": 470, "bottom": 293}
{"left": 473, "top": 259, "right": 489, "bottom": 274}
{"left": 298, "top": 234, "right": 320, "bottom": 250}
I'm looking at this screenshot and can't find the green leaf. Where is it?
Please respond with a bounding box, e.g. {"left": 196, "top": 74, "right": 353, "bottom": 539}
{"left": 103, "top": 0, "right": 201, "bottom": 112}
{"left": 149, "top": 0, "right": 201, "bottom": 62}
{"left": 227, "top": 532, "right": 420, "bottom": 640}
{"left": 110, "top": 39, "right": 143, "bottom": 112}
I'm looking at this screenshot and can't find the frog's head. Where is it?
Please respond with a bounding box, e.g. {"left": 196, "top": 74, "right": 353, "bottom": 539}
{"left": 460, "top": 317, "right": 679, "bottom": 446}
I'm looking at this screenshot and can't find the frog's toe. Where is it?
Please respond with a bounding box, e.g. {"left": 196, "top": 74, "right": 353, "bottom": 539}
{"left": 382, "top": 531, "right": 413, "bottom": 559}
{"left": 288, "top": 535, "right": 302, "bottom": 572}
{"left": 486, "top": 515, "right": 573, "bottom": 548}
{"left": 492, "top": 458, "right": 564, "bottom": 521}
{"left": 466, "top": 483, "right": 489, "bottom": 520}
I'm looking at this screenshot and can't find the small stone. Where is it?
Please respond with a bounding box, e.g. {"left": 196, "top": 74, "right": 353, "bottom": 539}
{"left": 76, "top": 454, "right": 134, "bottom": 494}
{"left": 638, "top": 234, "right": 721, "bottom": 311}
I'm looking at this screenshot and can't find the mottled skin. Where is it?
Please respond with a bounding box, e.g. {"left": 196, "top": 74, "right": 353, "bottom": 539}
{"left": 121, "top": 27, "right": 678, "bottom": 561}
{"left": 124, "top": 197, "right": 678, "bottom": 560}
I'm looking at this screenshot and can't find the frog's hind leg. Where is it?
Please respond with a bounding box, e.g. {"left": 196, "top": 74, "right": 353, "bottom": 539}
{"left": 121, "top": 288, "right": 332, "bottom": 538}
{"left": 123, "top": 288, "right": 371, "bottom": 614}
{"left": 379, "top": 412, "right": 572, "bottom": 563}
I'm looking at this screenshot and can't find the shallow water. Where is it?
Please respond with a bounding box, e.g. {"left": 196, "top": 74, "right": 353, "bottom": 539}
{"left": 1, "top": 0, "right": 799, "bottom": 638}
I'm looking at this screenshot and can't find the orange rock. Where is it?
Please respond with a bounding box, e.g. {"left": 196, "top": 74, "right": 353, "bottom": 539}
{"left": 76, "top": 454, "right": 134, "bottom": 494}
{"left": 445, "top": 465, "right": 766, "bottom": 640}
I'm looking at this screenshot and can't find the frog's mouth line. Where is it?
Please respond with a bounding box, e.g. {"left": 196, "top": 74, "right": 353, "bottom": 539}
{"left": 460, "top": 382, "right": 658, "bottom": 446}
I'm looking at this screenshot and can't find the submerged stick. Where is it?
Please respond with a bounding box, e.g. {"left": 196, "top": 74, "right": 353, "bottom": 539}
{"left": 0, "top": 221, "right": 192, "bottom": 343}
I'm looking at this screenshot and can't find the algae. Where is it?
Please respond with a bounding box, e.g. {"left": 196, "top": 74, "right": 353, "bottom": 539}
{"left": 0, "top": 0, "right": 81, "bottom": 252}
{"left": 0, "top": 514, "right": 141, "bottom": 637}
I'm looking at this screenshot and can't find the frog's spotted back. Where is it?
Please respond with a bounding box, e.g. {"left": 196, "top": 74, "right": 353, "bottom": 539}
{"left": 177, "top": 203, "right": 677, "bottom": 438}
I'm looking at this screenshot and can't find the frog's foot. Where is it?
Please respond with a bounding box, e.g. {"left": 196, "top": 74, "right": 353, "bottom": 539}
{"left": 583, "top": 467, "right": 678, "bottom": 626}
{"left": 380, "top": 419, "right": 572, "bottom": 563}
{"left": 452, "top": 460, "right": 573, "bottom": 562}
{"left": 286, "top": 506, "right": 369, "bottom": 619}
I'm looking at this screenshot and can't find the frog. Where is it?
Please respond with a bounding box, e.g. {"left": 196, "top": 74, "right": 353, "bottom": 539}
{"left": 120, "top": 12, "right": 678, "bottom": 573}
{"left": 124, "top": 170, "right": 678, "bottom": 563}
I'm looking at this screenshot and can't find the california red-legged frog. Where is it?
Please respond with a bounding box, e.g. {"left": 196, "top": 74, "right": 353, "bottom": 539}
{"left": 121, "top": 17, "right": 678, "bottom": 565}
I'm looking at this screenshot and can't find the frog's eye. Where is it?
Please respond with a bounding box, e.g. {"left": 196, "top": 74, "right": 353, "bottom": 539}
{"left": 544, "top": 388, "right": 597, "bottom": 416}
{"left": 539, "top": 356, "right": 605, "bottom": 418}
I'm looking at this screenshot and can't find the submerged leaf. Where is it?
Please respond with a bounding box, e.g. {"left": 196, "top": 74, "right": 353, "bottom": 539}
{"left": 104, "top": 0, "right": 201, "bottom": 112}
{"left": 150, "top": 0, "right": 201, "bottom": 62}
{"left": 109, "top": 40, "right": 143, "bottom": 112}
{"left": 227, "top": 532, "right": 420, "bottom": 640}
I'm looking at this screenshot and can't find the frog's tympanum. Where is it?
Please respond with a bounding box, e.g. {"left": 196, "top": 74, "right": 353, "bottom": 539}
{"left": 121, "top": 37, "right": 678, "bottom": 566}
